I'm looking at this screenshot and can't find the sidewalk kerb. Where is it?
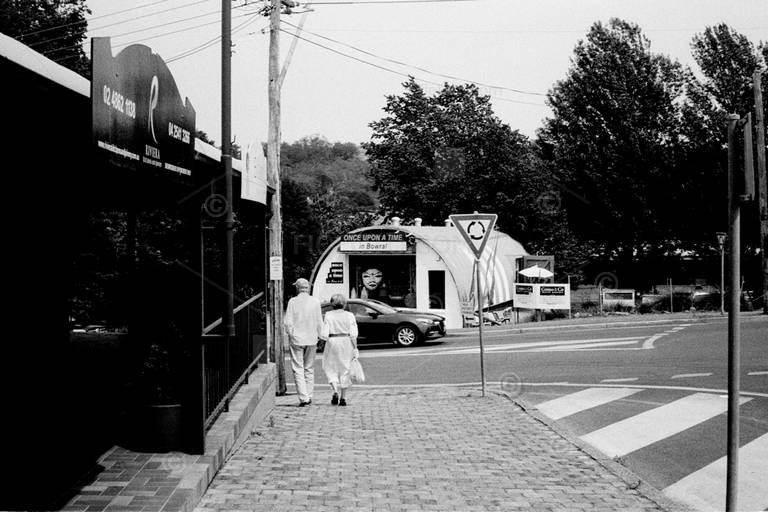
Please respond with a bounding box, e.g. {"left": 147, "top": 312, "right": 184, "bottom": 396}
{"left": 448, "top": 310, "right": 765, "bottom": 336}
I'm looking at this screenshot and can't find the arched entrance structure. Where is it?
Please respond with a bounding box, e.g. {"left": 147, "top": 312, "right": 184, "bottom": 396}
{"left": 310, "top": 222, "right": 528, "bottom": 329}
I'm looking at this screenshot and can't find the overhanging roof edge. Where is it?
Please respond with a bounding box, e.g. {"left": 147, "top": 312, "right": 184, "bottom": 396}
{"left": 1, "top": 33, "right": 248, "bottom": 173}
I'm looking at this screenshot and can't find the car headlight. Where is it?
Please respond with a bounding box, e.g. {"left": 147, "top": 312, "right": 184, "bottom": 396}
{"left": 414, "top": 318, "right": 433, "bottom": 325}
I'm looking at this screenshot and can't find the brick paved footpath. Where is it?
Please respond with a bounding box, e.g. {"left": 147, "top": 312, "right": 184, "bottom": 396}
{"left": 195, "top": 386, "right": 683, "bottom": 512}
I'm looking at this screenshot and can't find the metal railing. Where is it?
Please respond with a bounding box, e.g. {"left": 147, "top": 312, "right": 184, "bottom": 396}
{"left": 202, "top": 292, "right": 267, "bottom": 430}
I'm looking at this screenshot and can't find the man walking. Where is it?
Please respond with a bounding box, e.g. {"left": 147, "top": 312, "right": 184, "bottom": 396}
{"left": 284, "top": 278, "right": 324, "bottom": 406}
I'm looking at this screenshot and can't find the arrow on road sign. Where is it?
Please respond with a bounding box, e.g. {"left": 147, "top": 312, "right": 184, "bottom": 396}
{"left": 450, "top": 213, "right": 497, "bottom": 259}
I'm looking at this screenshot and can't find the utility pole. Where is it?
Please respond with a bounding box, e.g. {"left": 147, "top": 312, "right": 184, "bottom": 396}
{"left": 267, "top": 0, "right": 286, "bottom": 395}
{"left": 725, "top": 113, "right": 743, "bottom": 512}
{"left": 222, "top": 0, "right": 235, "bottom": 339}
{"left": 754, "top": 71, "right": 767, "bottom": 314}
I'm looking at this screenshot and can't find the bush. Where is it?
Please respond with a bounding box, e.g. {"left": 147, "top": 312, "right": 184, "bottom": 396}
{"left": 604, "top": 303, "right": 635, "bottom": 314}
{"left": 575, "top": 301, "right": 600, "bottom": 315}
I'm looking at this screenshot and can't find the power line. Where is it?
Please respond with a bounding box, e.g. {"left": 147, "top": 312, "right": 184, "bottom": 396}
{"left": 46, "top": 3, "right": 256, "bottom": 59}
{"left": 166, "top": 14, "right": 264, "bottom": 63}
{"left": 32, "top": 0, "right": 212, "bottom": 49}
{"left": 113, "top": 11, "right": 255, "bottom": 50}
{"left": 281, "top": 25, "right": 768, "bottom": 34}
{"left": 52, "top": 10, "right": 257, "bottom": 64}
{"left": 19, "top": 0, "right": 173, "bottom": 39}
{"left": 282, "top": 19, "right": 544, "bottom": 96}
{"left": 309, "top": 0, "right": 479, "bottom": 4}
{"left": 277, "top": 28, "right": 546, "bottom": 106}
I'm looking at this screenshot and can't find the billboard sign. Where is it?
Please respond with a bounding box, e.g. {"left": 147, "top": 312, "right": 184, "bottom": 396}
{"left": 91, "top": 37, "right": 196, "bottom": 178}
{"left": 513, "top": 284, "right": 537, "bottom": 309}
{"left": 538, "top": 284, "right": 570, "bottom": 309}
{"left": 339, "top": 231, "right": 411, "bottom": 252}
{"left": 513, "top": 283, "right": 571, "bottom": 310}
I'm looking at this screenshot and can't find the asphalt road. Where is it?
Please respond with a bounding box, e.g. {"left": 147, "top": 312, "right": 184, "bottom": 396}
{"left": 318, "top": 314, "right": 768, "bottom": 511}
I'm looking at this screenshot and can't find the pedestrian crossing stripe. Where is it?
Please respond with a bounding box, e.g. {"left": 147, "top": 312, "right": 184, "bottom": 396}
{"left": 579, "top": 393, "right": 752, "bottom": 458}
{"left": 663, "top": 433, "right": 768, "bottom": 512}
{"left": 536, "top": 387, "right": 642, "bottom": 420}
{"left": 534, "top": 387, "right": 767, "bottom": 512}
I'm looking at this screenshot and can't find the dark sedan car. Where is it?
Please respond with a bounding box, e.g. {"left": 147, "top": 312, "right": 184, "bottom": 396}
{"left": 320, "top": 298, "right": 445, "bottom": 347}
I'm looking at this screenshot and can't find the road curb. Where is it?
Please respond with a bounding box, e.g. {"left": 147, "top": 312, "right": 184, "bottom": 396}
{"left": 447, "top": 311, "right": 766, "bottom": 336}
{"left": 503, "top": 391, "right": 697, "bottom": 512}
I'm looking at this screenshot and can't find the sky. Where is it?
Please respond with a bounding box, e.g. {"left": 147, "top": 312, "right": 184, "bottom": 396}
{"left": 82, "top": 0, "right": 768, "bottom": 151}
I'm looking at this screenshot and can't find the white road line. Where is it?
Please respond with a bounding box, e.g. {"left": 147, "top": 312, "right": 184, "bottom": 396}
{"left": 540, "top": 340, "right": 640, "bottom": 351}
{"left": 375, "top": 336, "right": 645, "bottom": 357}
{"left": 670, "top": 373, "right": 713, "bottom": 379}
{"left": 748, "top": 371, "right": 768, "bottom": 376}
{"left": 536, "top": 387, "right": 642, "bottom": 420}
{"left": 663, "top": 433, "right": 768, "bottom": 512}
{"left": 516, "top": 382, "right": 768, "bottom": 399}
{"left": 642, "top": 333, "right": 668, "bottom": 349}
{"left": 601, "top": 378, "right": 639, "bottom": 383}
{"left": 476, "top": 336, "right": 643, "bottom": 352}
{"left": 580, "top": 393, "right": 752, "bottom": 458}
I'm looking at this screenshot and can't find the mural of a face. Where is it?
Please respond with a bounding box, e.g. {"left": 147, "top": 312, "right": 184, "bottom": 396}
{"left": 361, "top": 268, "right": 383, "bottom": 291}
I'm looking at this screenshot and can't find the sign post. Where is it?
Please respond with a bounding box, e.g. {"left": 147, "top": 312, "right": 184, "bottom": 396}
{"left": 450, "top": 212, "right": 497, "bottom": 397}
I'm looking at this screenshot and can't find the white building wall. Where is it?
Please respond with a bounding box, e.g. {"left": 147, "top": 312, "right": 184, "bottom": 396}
{"left": 311, "top": 249, "right": 348, "bottom": 302}
{"left": 415, "top": 242, "right": 463, "bottom": 329}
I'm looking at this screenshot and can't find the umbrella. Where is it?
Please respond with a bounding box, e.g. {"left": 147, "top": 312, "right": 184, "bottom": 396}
{"left": 519, "top": 265, "right": 554, "bottom": 279}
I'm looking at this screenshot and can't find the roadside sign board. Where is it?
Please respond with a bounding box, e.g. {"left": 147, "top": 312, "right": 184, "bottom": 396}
{"left": 513, "top": 284, "right": 537, "bottom": 309}
{"left": 450, "top": 213, "right": 498, "bottom": 259}
{"left": 269, "top": 256, "right": 283, "bottom": 281}
{"left": 513, "top": 283, "right": 571, "bottom": 310}
{"left": 91, "top": 37, "right": 196, "bottom": 177}
{"left": 538, "top": 284, "right": 570, "bottom": 309}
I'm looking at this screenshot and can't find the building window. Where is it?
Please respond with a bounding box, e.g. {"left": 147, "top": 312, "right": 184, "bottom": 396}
{"left": 349, "top": 256, "right": 415, "bottom": 307}
{"left": 428, "top": 270, "right": 445, "bottom": 309}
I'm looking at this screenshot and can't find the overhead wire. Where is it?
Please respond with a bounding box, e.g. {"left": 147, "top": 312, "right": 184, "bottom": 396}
{"left": 18, "top": 0, "right": 174, "bottom": 40}
{"left": 308, "top": 0, "right": 479, "bottom": 4}
{"left": 166, "top": 13, "right": 265, "bottom": 62}
{"left": 48, "top": 2, "right": 256, "bottom": 61}
{"left": 276, "top": 28, "right": 546, "bottom": 106}
{"left": 51, "top": 9, "right": 257, "bottom": 65}
{"left": 281, "top": 18, "right": 544, "bottom": 96}
{"left": 31, "top": 0, "right": 213, "bottom": 49}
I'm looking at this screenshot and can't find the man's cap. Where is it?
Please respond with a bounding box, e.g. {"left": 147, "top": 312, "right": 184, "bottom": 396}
{"left": 293, "top": 278, "right": 310, "bottom": 288}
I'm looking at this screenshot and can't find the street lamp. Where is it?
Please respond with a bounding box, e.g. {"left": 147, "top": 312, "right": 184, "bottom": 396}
{"left": 716, "top": 231, "right": 727, "bottom": 315}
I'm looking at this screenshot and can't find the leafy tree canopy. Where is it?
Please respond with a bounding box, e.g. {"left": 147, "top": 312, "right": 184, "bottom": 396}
{"left": 365, "top": 78, "right": 534, "bottom": 224}
{"left": 280, "top": 137, "right": 378, "bottom": 286}
{"left": 691, "top": 24, "right": 766, "bottom": 117}
{"left": 1, "top": 0, "right": 91, "bottom": 77}
{"left": 538, "top": 19, "right": 690, "bottom": 260}
{"left": 364, "top": 78, "right": 589, "bottom": 280}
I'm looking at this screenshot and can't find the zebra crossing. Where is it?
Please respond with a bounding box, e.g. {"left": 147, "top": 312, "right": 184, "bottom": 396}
{"left": 529, "top": 385, "right": 768, "bottom": 512}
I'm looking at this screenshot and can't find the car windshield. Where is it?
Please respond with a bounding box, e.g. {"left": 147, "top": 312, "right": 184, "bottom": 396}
{"left": 364, "top": 299, "right": 398, "bottom": 315}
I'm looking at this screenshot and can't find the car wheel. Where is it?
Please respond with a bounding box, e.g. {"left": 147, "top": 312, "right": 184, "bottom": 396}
{"left": 394, "top": 324, "right": 420, "bottom": 346}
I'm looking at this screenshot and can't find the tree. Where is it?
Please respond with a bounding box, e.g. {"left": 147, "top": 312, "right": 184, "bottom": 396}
{"left": 280, "top": 137, "right": 378, "bottom": 290}
{"left": 538, "top": 19, "right": 689, "bottom": 268}
{"left": 0, "top": 0, "right": 91, "bottom": 77}
{"left": 687, "top": 25, "right": 767, "bottom": 302}
{"left": 691, "top": 24, "right": 766, "bottom": 117}
{"left": 364, "top": 78, "right": 588, "bottom": 279}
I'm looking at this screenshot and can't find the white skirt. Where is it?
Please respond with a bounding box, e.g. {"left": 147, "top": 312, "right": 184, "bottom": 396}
{"left": 322, "top": 336, "right": 354, "bottom": 388}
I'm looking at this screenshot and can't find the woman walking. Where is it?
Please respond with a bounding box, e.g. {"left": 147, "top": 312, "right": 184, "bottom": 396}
{"left": 321, "top": 294, "right": 359, "bottom": 406}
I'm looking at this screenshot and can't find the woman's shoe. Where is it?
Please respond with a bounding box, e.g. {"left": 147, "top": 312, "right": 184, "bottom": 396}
{"left": 339, "top": 398, "right": 347, "bottom": 406}
{"left": 331, "top": 393, "right": 338, "bottom": 405}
